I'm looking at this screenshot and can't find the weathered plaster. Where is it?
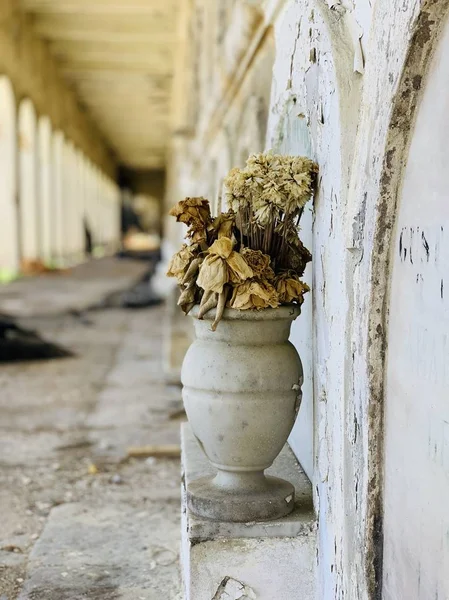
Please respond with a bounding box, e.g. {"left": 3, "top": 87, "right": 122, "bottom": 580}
{"left": 164, "top": 0, "right": 449, "bottom": 597}
{"left": 346, "top": 2, "right": 449, "bottom": 598}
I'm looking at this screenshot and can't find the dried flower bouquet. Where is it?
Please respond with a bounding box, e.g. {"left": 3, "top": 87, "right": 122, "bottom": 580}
{"left": 167, "top": 151, "right": 318, "bottom": 330}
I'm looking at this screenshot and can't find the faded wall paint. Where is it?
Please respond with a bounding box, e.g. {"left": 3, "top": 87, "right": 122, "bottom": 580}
{"left": 382, "top": 16, "right": 449, "bottom": 599}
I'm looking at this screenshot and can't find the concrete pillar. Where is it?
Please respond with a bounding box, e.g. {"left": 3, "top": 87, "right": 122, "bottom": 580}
{"left": 73, "top": 148, "right": 85, "bottom": 262}
{"left": 62, "top": 139, "right": 78, "bottom": 263}
{"left": 106, "top": 178, "right": 121, "bottom": 250}
{"left": 80, "top": 153, "right": 91, "bottom": 251}
{"left": 37, "top": 116, "right": 52, "bottom": 264}
{"left": 0, "top": 76, "right": 19, "bottom": 278}
{"left": 85, "top": 160, "right": 97, "bottom": 253}
{"left": 18, "top": 98, "right": 38, "bottom": 265}
{"left": 51, "top": 131, "right": 64, "bottom": 265}
{"left": 94, "top": 166, "right": 104, "bottom": 248}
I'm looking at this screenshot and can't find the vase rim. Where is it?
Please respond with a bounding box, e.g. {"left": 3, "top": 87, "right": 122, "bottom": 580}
{"left": 189, "top": 303, "right": 301, "bottom": 322}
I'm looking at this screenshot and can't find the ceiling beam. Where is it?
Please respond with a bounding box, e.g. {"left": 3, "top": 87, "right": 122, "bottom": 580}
{"left": 19, "top": 0, "right": 179, "bottom": 171}
{"left": 50, "top": 39, "right": 174, "bottom": 56}
{"left": 31, "top": 13, "right": 175, "bottom": 36}
{"left": 22, "top": 0, "right": 177, "bottom": 15}
{"left": 61, "top": 64, "right": 172, "bottom": 76}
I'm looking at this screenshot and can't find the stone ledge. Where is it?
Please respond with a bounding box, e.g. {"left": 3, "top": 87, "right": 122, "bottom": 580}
{"left": 181, "top": 422, "right": 315, "bottom": 541}
{"left": 181, "top": 423, "right": 317, "bottom": 600}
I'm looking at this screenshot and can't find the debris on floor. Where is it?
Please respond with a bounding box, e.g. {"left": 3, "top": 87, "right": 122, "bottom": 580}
{"left": 0, "top": 304, "right": 182, "bottom": 598}
{"left": 126, "top": 444, "right": 181, "bottom": 460}
{"left": 0, "top": 314, "right": 73, "bottom": 363}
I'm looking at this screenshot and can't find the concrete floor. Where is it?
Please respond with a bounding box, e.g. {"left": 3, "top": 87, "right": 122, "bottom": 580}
{"left": 0, "top": 265, "right": 183, "bottom": 599}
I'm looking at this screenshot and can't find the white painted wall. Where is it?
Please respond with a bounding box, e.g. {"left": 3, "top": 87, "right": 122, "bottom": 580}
{"left": 18, "top": 99, "right": 38, "bottom": 262}
{"left": 383, "top": 17, "right": 449, "bottom": 600}
{"left": 0, "top": 77, "right": 19, "bottom": 276}
{"left": 165, "top": 1, "right": 449, "bottom": 598}
{"left": 270, "top": 90, "right": 314, "bottom": 479}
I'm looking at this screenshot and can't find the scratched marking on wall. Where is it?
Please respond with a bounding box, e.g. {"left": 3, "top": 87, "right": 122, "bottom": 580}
{"left": 398, "top": 225, "right": 447, "bottom": 300}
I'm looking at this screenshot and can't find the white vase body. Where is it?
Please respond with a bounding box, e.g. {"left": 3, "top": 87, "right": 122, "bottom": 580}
{"left": 181, "top": 305, "right": 303, "bottom": 522}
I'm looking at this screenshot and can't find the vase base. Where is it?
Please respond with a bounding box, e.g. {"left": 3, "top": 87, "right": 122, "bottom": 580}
{"left": 187, "top": 474, "right": 295, "bottom": 523}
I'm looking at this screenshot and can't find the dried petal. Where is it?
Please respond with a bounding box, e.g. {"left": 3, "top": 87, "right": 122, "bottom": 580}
{"left": 177, "top": 284, "right": 196, "bottom": 307}
{"left": 181, "top": 257, "right": 203, "bottom": 285}
{"left": 226, "top": 252, "right": 253, "bottom": 284}
{"left": 229, "top": 279, "right": 279, "bottom": 310}
{"left": 275, "top": 272, "right": 310, "bottom": 304}
{"left": 197, "top": 254, "right": 228, "bottom": 294}
{"left": 198, "top": 292, "right": 218, "bottom": 319}
{"left": 240, "top": 248, "right": 274, "bottom": 280}
{"left": 169, "top": 197, "right": 211, "bottom": 225}
{"left": 207, "top": 237, "right": 233, "bottom": 259}
{"left": 213, "top": 211, "right": 236, "bottom": 239}
{"left": 166, "top": 244, "right": 198, "bottom": 283}
{"left": 283, "top": 240, "right": 312, "bottom": 276}
{"left": 211, "top": 288, "right": 229, "bottom": 331}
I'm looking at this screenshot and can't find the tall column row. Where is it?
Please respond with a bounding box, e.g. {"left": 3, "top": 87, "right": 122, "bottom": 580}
{"left": 0, "top": 75, "right": 121, "bottom": 278}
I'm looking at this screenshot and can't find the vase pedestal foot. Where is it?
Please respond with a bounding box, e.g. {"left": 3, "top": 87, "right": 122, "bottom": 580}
{"left": 187, "top": 473, "right": 295, "bottom": 522}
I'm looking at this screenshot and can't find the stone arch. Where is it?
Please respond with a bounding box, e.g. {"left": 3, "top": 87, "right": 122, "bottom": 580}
{"left": 359, "top": 2, "right": 449, "bottom": 597}
{"left": 37, "top": 115, "right": 52, "bottom": 263}
{"left": 0, "top": 76, "right": 19, "bottom": 277}
{"left": 18, "top": 98, "right": 38, "bottom": 264}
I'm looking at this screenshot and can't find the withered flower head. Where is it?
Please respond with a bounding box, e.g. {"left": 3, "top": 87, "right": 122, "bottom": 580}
{"left": 169, "top": 197, "right": 211, "bottom": 225}
{"left": 166, "top": 244, "right": 199, "bottom": 284}
{"left": 224, "top": 152, "right": 318, "bottom": 225}
{"left": 169, "top": 197, "right": 212, "bottom": 245}
{"left": 283, "top": 238, "right": 312, "bottom": 276}
{"left": 240, "top": 248, "right": 275, "bottom": 280}
{"left": 223, "top": 167, "right": 250, "bottom": 212}
{"left": 229, "top": 279, "right": 280, "bottom": 310}
{"left": 275, "top": 271, "right": 310, "bottom": 305}
{"left": 197, "top": 237, "right": 253, "bottom": 294}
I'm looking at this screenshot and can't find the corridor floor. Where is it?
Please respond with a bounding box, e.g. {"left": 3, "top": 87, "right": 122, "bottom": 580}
{"left": 0, "top": 302, "right": 182, "bottom": 599}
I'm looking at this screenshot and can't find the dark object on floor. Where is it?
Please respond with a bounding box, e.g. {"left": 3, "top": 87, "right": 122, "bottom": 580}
{"left": 117, "top": 248, "right": 161, "bottom": 262}
{"left": 95, "top": 265, "right": 163, "bottom": 310}
{"left": 121, "top": 278, "right": 163, "bottom": 309}
{"left": 0, "top": 314, "right": 74, "bottom": 363}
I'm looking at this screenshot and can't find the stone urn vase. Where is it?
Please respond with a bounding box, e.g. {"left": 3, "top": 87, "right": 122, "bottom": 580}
{"left": 181, "top": 304, "right": 303, "bottom": 522}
